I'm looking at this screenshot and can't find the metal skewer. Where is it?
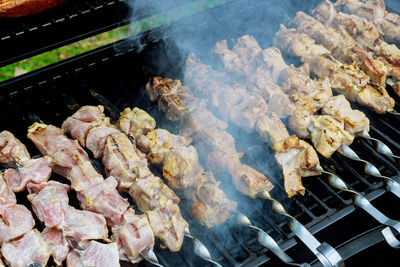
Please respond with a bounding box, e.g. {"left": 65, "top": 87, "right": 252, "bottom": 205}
{"left": 337, "top": 144, "right": 400, "bottom": 198}
{"left": 256, "top": 191, "right": 344, "bottom": 267}
{"left": 315, "top": 164, "right": 400, "bottom": 248}
{"left": 184, "top": 227, "right": 223, "bottom": 267}
{"left": 234, "top": 211, "right": 310, "bottom": 267}
{"left": 387, "top": 108, "right": 400, "bottom": 116}
{"left": 357, "top": 130, "right": 400, "bottom": 160}
{"left": 140, "top": 247, "right": 165, "bottom": 267}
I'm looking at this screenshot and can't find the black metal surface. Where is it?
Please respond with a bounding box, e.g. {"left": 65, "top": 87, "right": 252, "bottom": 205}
{"left": 1, "top": 0, "right": 400, "bottom": 266}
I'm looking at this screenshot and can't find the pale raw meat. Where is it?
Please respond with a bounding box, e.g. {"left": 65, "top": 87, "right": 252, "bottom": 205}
{"left": 86, "top": 125, "right": 119, "bottom": 159}
{"left": 111, "top": 209, "right": 155, "bottom": 263}
{"left": 0, "top": 175, "right": 16, "bottom": 214}
{"left": 77, "top": 176, "right": 130, "bottom": 226}
{"left": 3, "top": 156, "right": 52, "bottom": 192}
{"left": 0, "top": 131, "right": 30, "bottom": 168}
{"left": 42, "top": 228, "right": 69, "bottom": 266}
{"left": 66, "top": 241, "right": 120, "bottom": 267}
{"left": 2, "top": 229, "right": 50, "bottom": 267}
{"left": 0, "top": 205, "right": 35, "bottom": 245}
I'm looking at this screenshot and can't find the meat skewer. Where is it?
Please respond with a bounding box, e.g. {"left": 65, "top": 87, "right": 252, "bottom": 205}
{"left": 212, "top": 35, "right": 400, "bottom": 248}
{"left": 61, "top": 105, "right": 221, "bottom": 266}
{"left": 26, "top": 123, "right": 159, "bottom": 266}
{"left": 334, "top": 0, "right": 400, "bottom": 45}
{"left": 145, "top": 76, "right": 344, "bottom": 266}
{"left": 288, "top": 10, "right": 400, "bottom": 115}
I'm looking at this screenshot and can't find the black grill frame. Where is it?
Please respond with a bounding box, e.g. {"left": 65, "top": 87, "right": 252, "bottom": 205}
{"left": 1, "top": 0, "right": 400, "bottom": 266}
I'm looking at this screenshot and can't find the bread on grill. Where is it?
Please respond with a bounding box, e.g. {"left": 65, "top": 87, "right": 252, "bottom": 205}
{"left": 0, "top": 0, "right": 67, "bottom": 18}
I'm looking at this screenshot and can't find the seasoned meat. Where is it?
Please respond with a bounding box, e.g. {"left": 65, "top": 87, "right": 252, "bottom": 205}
{"left": 256, "top": 113, "right": 290, "bottom": 145}
{"left": 0, "top": 0, "right": 67, "bottom": 18}
{"left": 2, "top": 229, "right": 50, "bottom": 267}
{"left": 336, "top": 0, "right": 386, "bottom": 21}
{"left": 42, "top": 228, "right": 69, "bottom": 266}
{"left": 129, "top": 175, "right": 180, "bottom": 212}
{"left": 117, "top": 107, "right": 156, "bottom": 138}
{"left": 0, "top": 131, "right": 30, "bottom": 168}
{"left": 146, "top": 203, "right": 188, "bottom": 252}
{"left": 322, "top": 95, "right": 370, "bottom": 134}
{"left": 66, "top": 240, "right": 120, "bottom": 267}
{"left": 379, "top": 12, "right": 400, "bottom": 45}
{"left": 111, "top": 209, "right": 155, "bottom": 263}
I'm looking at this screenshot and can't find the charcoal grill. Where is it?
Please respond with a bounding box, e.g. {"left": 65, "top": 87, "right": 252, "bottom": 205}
{"left": 1, "top": 0, "right": 400, "bottom": 266}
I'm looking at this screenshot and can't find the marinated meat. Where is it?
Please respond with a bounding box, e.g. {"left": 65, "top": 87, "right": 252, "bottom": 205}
{"left": 111, "top": 209, "right": 155, "bottom": 263}
{"left": 117, "top": 107, "right": 156, "bottom": 138}
{"left": 66, "top": 240, "right": 120, "bottom": 267}
{"left": 2, "top": 229, "right": 50, "bottom": 267}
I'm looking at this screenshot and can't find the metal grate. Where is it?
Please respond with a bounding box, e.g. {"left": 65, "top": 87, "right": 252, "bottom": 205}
{"left": 1, "top": 0, "right": 400, "bottom": 266}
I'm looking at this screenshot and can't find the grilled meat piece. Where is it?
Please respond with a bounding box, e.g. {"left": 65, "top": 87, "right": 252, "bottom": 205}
{"left": 146, "top": 203, "right": 188, "bottom": 252}
{"left": 66, "top": 240, "right": 120, "bottom": 267}
{"left": 0, "top": 204, "right": 35, "bottom": 245}
{"left": 42, "top": 228, "right": 69, "bottom": 266}
{"left": 379, "top": 12, "right": 400, "bottom": 45}
{"left": 61, "top": 105, "right": 108, "bottom": 147}
{"left": 27, "top": 181, "right": 109, "bottom": 242}
{"left": 2, "top": 229, "right": 50, "bottom": 267}
{"left": 146, "top": 77, "right": 196, "bottom": 121}
{"left": 129, "top": 175, "right": 180, "bottom": 212}
{"left": 322, "top": 95, "right": 370, "bottom": 134}
{"left": 310, "top": 115, "right": 354, "bottom": 158}
{"left": 0, "top": 131, "right": 30, "bottom": 168}
{"left": 117, "top": 107, "right": 156, "bottom": 138}
{"left": 336, "top": 0, "right": 386, "bottom": 21}
{"left": 256, "top": 113, "right": 289, "bottom": 145}
{"left": 86, "top": 125, "right": 120, "bottom": 159}
{"left": 2, "top": 156, "right": 52, "bottom": 192}
{"left": 103, "top": 132, "right": 152, "bottom": 189}
{"left": 111, "top": 209, "right": 155, "bottom": 263}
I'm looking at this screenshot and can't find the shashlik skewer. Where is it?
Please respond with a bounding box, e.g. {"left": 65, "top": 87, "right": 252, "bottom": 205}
{"left": 334, "top": 0, "right": 400, "bottom": 45}
{"left": 61, "top": 105, "right": 221, "bottom": 266}
{"left": 145, "top": 76, "right": 344, "bottom": 266}
{"left": 312, "top": 0, "right": 400, "bottom": 96}
{"left": 116, "top": 107, "right": 237, "bottom": 228}
{"left": 26, "top": 123, "right": 158, "bottom": 265}
{"left": 212, "top": 34, "right": 400, "bottom": 248}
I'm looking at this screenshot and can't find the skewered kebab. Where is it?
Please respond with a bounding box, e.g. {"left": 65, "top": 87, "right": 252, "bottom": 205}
{"left": 312, "top": 0, "right": 400, "bottom": 95}
{"left": 145, "top": 77, "right": 344, "bottom": 266}
{"left": 61, "top": 105, "right": 221, "bottom": 265}
{"left": 289, "top": 10, "right": 400, "bottom": 103}
{"left": 335, "top": 0, "right": 400, "bottom": 45}
{"left": 116, "top": 107, "right": 237, "bottom": 228}
{"left": 212, "top": 35, "right": 400, "bottom": 248}
{"left": 27, "top": 123, "right": 158, "bottom": 265}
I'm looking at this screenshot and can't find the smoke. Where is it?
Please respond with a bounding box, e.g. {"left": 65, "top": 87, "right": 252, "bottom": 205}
{"left": 122, "top": 0, "right": 324, "bottom": 255}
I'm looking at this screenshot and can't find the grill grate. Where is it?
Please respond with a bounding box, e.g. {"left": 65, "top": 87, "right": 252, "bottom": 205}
{"left": 1, "top": 0, "right": 400, "bottom": 266}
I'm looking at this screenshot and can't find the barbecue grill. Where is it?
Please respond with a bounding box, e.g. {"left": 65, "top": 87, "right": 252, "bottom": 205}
{"left": 1, "top": 0, "right": 400, "bottom": 266}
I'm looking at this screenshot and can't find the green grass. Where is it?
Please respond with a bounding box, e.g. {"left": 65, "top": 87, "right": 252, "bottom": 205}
{"left": 0, "top": 0, "right": 232, "bottom": 82}
{"left": 0, "top": 25, "right": 130, "bottom": 82}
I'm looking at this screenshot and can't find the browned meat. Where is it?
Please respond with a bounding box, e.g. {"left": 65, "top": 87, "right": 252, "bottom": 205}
{"left": 310, "top": 115, "right": 354, "bottom": 158}
{"left": 103, "top": 132, "right": 152, "bottom": 189}
{"left": 146, "top": 77, "right": 196, "bottom": 121}
{"left": 336, "top": 0, "right": 386, "bottom": 21}
{"left": 129, "top": 175, "right": 180, "bottom": 212}
{"left": 117, "top": 107, "right": 156, "bottom": 138}
{"left": 111, "top": 209, "right": 155, "bottom": 263}
{"left": 146, "top": 203, "right": 188, "bottom": 252}
{"left": 322, "top": 95, "right": 370, "bottom": 134}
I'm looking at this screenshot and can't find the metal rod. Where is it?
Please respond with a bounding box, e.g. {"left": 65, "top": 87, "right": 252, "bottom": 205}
{"left": 234, "top": 211, "right": 310, "bottom": 267}
{"left": 387, "top": 108, "right": 400, "bottom": 116}
{"left": 257, "top": 191, "right": 344, "bottom": 267}
{"left": 316, "top": 165, "right": 400, "bottom": 249}
{"left": 357, "top": 130, "right": 400, "bottom": 160}
{"left": 337, "top": 144, "right": 400, "bottom": 198}
{"left": 140, "top": 248, "right": 165, "bottom": 267}
{"left": 184, "top": 228, "right": 223, "bottom": 267}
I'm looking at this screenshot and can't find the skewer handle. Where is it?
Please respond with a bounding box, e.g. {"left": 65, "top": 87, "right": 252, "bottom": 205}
{"left": 358, "top": 131, "right": 400, "bottom": 160}
{"left": 235, "top": 212, "right": 310, "bottom": 267}
{"left": 324, "top": 171, "right": 400, "bottom": 249}
{"left": 184, "top": 228, "right": 223, "bottom": 267}
{"left": 338, "top": 144, "right": 400, "bottom": 198}
{"left": 258, "top": 192, "right": 343, "bottom": 267}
